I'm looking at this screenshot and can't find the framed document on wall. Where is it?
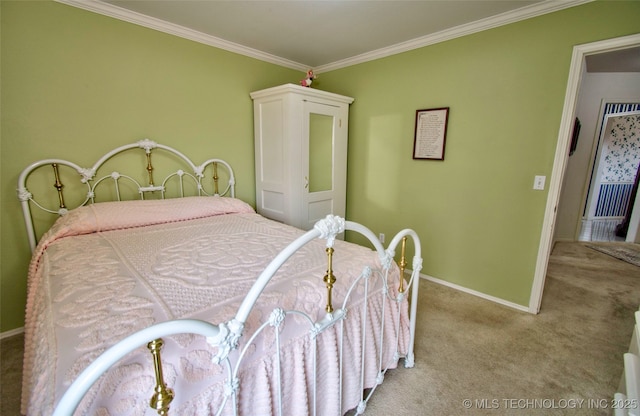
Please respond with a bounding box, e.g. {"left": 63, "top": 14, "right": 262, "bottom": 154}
{"left": 413, "top": 107, "right": 449, "bottom": 160}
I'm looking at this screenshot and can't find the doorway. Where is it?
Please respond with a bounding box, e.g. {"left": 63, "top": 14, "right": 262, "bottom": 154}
{"left": 579, "top": 109, "right": 640, "bottom": 242}
{"left": 529, "top": 33, "right": 640, "bottom": 314}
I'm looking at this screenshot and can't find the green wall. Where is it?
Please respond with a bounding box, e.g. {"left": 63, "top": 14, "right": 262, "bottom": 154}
{"left": 1, "top": 0, "right": 639, "bottom": 333}
{"left": 0, "top": 0, "right": 299, "bottom": 333}
{"left": 323, "top": 0, "right": 640, "bottom": 307}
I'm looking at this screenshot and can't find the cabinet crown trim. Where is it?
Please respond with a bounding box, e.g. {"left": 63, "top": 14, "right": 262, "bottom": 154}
{"left": 250, "top": 83, "right": 354, "bottom": 105}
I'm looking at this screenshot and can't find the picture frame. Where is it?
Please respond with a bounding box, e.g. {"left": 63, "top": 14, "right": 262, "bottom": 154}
{"left": 413, "top": 107, "right": 449, "bottom": 160}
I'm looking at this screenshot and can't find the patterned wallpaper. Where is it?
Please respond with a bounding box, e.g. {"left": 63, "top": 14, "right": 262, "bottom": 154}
{"left": 601, "top": 114, "right": 640, "bottom": 183}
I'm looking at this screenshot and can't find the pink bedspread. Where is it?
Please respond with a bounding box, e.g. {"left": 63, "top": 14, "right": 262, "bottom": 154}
{"left": 22, "top": 197, "right": 408, "bottom": 415}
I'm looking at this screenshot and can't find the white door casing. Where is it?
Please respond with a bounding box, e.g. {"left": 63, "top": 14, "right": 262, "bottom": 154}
{"left": 529, "top": 33, "right": 640, "bottom": 313}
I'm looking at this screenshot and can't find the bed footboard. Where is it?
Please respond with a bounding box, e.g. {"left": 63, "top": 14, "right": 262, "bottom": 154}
{"left": 52, "top": 215, "right": 422, "bottom": 416}
{"left": 52, "top": 320, "right": 220, "bottom": 416}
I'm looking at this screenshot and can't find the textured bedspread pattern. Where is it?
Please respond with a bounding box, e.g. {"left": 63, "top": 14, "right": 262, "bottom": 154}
{"left": 22, "top": 197, "right": 408, "bottom": 415}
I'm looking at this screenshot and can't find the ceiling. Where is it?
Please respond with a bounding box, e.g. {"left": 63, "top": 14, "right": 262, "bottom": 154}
{"left": 585, "top": 47, "right": 640, "bottom": 73}
{"left": 60, "top": 0, "right": 638, "bottom": 72}
{"left": 98, "top": 0, "right": 547, "bottom": 68}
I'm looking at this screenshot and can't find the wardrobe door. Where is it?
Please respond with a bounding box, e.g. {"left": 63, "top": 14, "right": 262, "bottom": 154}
{"left": 301, "top": 100, "right": 348, "bottom": 230}
{"left": 253, "top": 96, "right": 289, "bottom": 224}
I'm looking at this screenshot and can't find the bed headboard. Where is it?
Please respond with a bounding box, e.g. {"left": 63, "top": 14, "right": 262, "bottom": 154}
{"left": 17, "top": 139, "right": 236, "bottom": 252}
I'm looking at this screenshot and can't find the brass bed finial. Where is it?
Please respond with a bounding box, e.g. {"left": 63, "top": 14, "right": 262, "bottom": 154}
{"left": 51, "top": 163, "right": 66, "bottom": 209}
{"left": 145, "top": 151, "right": 155, "bottom": 187}
{"left": 398, "top": 236, "right": 408, "bottom": 293}
{"left": 323, "top": 247, "right": 336, "bottom": 313}
{"left": 147, "top": 338, "right": 174, "bottom": 415}
{"left": 213, "top": 162, "right": 219, "bottom": 195}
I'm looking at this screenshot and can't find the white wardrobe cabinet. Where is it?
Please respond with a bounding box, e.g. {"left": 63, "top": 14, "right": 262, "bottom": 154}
{"left": 250, "top": 83, "right": 354, "bottom": 230}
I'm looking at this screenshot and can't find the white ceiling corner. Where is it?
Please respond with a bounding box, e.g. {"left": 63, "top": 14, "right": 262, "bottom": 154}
{"left": 56, "top": 0, "right": 595, "bottom": 73}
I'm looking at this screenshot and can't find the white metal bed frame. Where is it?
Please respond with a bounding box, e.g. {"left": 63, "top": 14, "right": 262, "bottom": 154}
{"left": 17, "top": 139, "right": 422, "bottom": 415}
{"left": 51, "top": 217, "right": 422, "bottom": 415}
{"left": 18, "top": 138, "right": 235, "bottom": 252}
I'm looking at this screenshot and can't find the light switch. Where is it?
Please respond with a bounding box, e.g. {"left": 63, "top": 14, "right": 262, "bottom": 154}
{"left": 533, "top": 175, "right": 546, "bottom": 190}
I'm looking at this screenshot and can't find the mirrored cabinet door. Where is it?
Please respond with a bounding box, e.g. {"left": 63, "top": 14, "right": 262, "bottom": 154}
{"left": 303, "top": 101, "right": 348, "bottom": 230}
{"left": 308, "top": 112, "right": 334, "bottom": 193}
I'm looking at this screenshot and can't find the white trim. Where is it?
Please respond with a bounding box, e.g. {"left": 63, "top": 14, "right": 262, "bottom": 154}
{"left": 0, "top": 326, "right": 24, "bottom": 340}
{"left": 421, "top": 274, "right": 531, "bottom": 314}
{"left": 54, "top": 0, "right": 309, "bottom": 71}
{"left": 55, "top": 0, "right": 590, "bottom": 72}
{"left": 529, "top": 33, "right": 640, "bottom": 314}
{"left": 316, "top": 0, "right": 592, "bottom": 72}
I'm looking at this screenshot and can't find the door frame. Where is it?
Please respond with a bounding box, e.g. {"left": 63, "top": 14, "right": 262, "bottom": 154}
{"left": 529, "top": 33, "right": 640, "bottom": 313}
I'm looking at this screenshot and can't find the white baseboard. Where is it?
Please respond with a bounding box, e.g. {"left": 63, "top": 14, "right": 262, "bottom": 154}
{"left": 420, "top": 273, "right": 531, "bottom": 314}
{"left": 553, "top": 237, "right": 574, "bottom": 243}
{"left": 0, "top": 326, "right": 24, "bottom": 340}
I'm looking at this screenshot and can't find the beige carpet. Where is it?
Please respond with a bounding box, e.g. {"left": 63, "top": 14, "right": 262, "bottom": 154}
{"left": 2, "top": 242, "right": 639, "bottom": 415}
{"left": 361, "top": 241, "right": 639, "bottom": 415}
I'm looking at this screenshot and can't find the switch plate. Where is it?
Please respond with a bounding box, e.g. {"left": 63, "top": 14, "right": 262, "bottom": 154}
{"left": 379, "top": 233, "right": 385, "bottom": 243}
{"left": 533, "top": 175, "right": 546, "bottom": 190}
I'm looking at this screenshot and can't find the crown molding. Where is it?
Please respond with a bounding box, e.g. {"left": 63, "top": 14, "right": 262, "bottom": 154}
{"left": 56, "top": 0, "right": 592, "bottom": 73}
{"left": 54, "top": 0, "right": 309, "bottom": 71}
{"left": 315, "top": 0, "right": 593, "bottom": 72}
